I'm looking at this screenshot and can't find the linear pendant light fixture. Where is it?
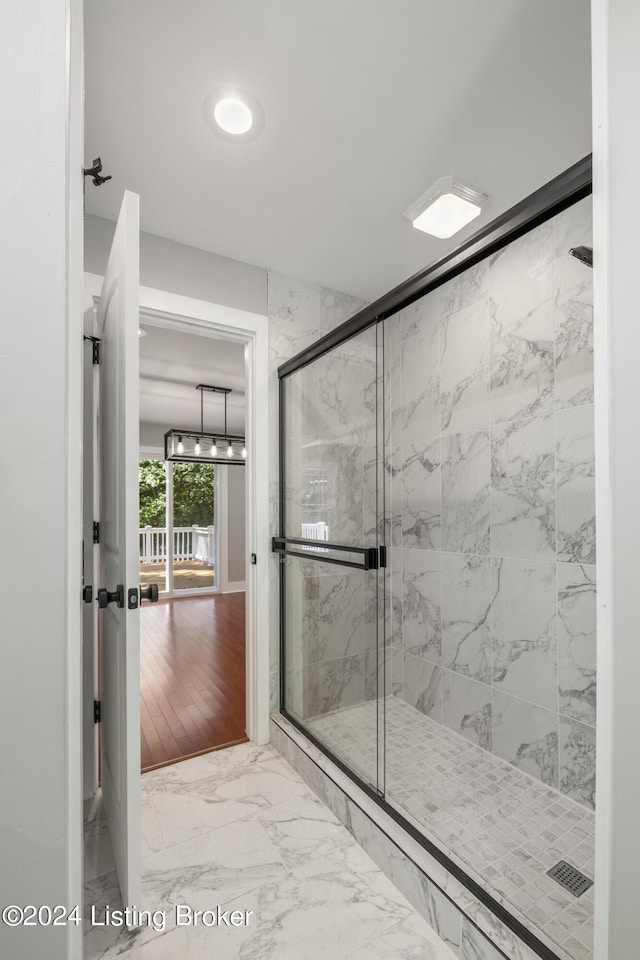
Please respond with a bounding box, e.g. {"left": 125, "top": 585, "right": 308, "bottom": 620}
{"left": 164, "top": 384, "right": 246, "bottom": 465}
{"left": 404, "top": 175, "right": 489, "bottom": 239}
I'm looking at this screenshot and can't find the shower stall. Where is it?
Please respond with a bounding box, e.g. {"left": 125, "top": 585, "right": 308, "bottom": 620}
{"left": 274, "top": 157, "right": 595, "bottom": 960}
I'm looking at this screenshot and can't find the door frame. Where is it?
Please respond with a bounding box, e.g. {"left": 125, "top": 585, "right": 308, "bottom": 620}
{"left": 84, "top": 272, "right": 271, "bottom": 752}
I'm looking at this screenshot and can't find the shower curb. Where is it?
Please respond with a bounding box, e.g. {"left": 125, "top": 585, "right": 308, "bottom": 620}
{"left": 269, "top": 712, "right": 575, "bottom": 960}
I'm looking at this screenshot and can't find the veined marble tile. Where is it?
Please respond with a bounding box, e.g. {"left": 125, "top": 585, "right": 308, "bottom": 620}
{"left": 490, "top": 413, "right": 556, "bottom": 561}
{"left": 559, "top": 717, "right": 596, "bottom": 810}
{"left": 386, "top": 546, "right": 403, "bottom": 646}
{"left": 314, "top": 569, "right": 366, "bottom": 661}
{"left": 487, "top": 219, "right": 553, "bottom": 296}
{"left": 441, "top": 428, "right": 490, "bottom": 554}
{"left": 365, "top": 646, "right": 385, "bottom": 702}
{"left": 399, "top": 295, "right": 441, "bottom": 444}
{"left": 341, "top": 796, "right": 462, "bottom": 951}
{"left": 440, "top": 299, "right": 490, "bottom": 434}
{"left": 556, "top": 404, "right": 596, "bottom": 564}
{"left": 181, "top": 844, "right": 415, "bottom": 960}
{"left": 440, "top": 261, "right": 489, "bottom": 318}
{"left": 402, "top": 548, "right": 442, "bottom": 662}
{"left": 146, "top": 786, "right": 269, "bottom": 853}
{"left": 284, "top": 666, "right": 304, "bottom": 718}
{"left": 460, "top": 916, "right": 508, "bottom": 960}
{"left": 386, "top": 446, "right": 403, "bottom": 547}
{"left": 492, "top": 691, "right": 559, "bottom": 788}
{"left": 383, "top": 309, "right": 404, "bottom": 446}
{"left": 140, "top": 743, "right": 275, "bottom": 793}
{"left": 389, "top": 644, "right": 403, "bottom": 697}
{"left": 441, "top": 553, "right": 492, "bottom": 683}
{"left": 270, "top": 666, "right": 280, "bottom": 714}
{"left": 267, "top": 270, "right": 366, "bottom": 373}
{"left": 111, "top": 928, "right": 193, "bottom": 960}
{"left": 554, "top": 275, "right": 593, "bottom": 411}
{"left": 558, "top": 563, "right": 596, "bottom": 725}
{"left": 400, "top": 654, "right": 442, "bottom": 721}
{"left": 489, "top": 263, "right": 555, "bottom": 424}
{"left": 140, "top": 819, "right": 287, "bottom": 918}
{"left": 256, "top": 794, "right": 350, "bottom": 869}
{"left": 346, "top": 913, "right": 459, "bottom": 960}
{"left": 313, "top": 654, "right": 366, "bottom": 715}
{"left": 363, "top": 445, "right": 382, "bottom": 542}
{"left": 491, "top": 558, "right": 558, "bottom": 711}
{"left": 402, "top": 438, "right": 441, "bottom": 550}
{"left": 442, "top": 670, "right": 492, "bottom": 751}
{"left": 84, "top": 868, "right": 155, "bottom": 959}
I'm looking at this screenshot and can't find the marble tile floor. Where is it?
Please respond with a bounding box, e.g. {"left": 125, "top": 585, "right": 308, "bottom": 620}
{"left": 84, "top": 741, "right": 458, "bottom": 960}
{"left": 309, "top": 696, "right": 594, "bottom": 960}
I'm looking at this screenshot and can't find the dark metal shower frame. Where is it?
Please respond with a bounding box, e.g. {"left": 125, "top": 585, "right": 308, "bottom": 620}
{"left": 275, "top": 154, "right": 593, "bottom": 960}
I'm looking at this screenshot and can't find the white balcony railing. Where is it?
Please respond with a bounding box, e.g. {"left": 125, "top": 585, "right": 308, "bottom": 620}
{"left": 139, "top": 526, "right": 215, "bottom": 566}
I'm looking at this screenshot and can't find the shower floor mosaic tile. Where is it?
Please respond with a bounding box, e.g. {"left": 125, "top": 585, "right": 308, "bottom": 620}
{"left": 309, "top": 696, "right": 594, "bottom": 960}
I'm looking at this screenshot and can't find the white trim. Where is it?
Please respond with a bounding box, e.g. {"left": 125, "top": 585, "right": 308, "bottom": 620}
{"left": 66, "top": 1, "right": 84, "bottom": 957}
{"left": 591, "top": 1, "right": 612, "bottom": 954}
{"left": 223, "top": 582, "right": 247, "bottom": 594}
{"left": 84, "top": 273, "right": 270, "bottom": 746}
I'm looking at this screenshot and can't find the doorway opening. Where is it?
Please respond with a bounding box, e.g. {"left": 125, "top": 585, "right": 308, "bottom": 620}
{"left": 137, "top": 318, "right": 249, "bottom": 771}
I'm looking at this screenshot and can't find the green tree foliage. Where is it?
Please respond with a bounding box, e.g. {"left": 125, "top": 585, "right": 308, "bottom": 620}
{"left": 139, "top": 459, "right": 214, "bottom": 528}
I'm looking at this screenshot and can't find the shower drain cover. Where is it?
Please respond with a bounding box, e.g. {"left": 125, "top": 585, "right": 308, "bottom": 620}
{"left": 547, "top": 860, "right": 593, "bottom": 897}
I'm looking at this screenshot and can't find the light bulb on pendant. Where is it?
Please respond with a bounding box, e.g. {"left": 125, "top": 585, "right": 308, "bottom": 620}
{"left": 242, "top": 445, "right": 247, "bottom": 459}
{"left": 210, "top": 440, "right": 217, "bottom": 457}
{"left": 227, "top": 440, "right": 233, "bottom": 458}
{"left": 194, "top": 437, "right": 201, "bottom": 456}
{"left": 177, "top": 435, "right": 184, "bottom": 455}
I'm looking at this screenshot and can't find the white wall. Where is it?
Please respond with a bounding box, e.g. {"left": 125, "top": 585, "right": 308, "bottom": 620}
{"left": 592, "top": 1, "right": 640, "bottom": 957}
{"left": 0, "top": 1, "right": 83, "bottom": 958}
{"left": 85, "top": 213, "right": 267, "bottom": 316}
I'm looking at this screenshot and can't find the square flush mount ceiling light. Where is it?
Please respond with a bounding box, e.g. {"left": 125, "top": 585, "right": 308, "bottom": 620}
{"left": 404, "top": 176, "right": 489, "bottom": 239}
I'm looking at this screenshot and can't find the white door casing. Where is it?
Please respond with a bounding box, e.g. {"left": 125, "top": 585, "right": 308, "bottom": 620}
{"left": 96, "top": 191, "right": 141, "bottom": 908}
{"left": 83, "top": 277, "right": 271, "bottom": 747}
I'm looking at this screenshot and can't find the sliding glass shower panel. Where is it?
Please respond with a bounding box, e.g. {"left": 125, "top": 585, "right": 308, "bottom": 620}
{"left": 280, "top": 325, "right": 385, "bottom": 792}
{"left": 382, "top": 196, "right": 596, "bottom": 959}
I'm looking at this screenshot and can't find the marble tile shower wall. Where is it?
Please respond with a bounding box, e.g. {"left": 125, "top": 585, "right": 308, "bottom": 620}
{"left": 386, "top": 197, "right": 595, "bottom": 809}
{"left": 267, "top": 270, "right": 368, "bottom": 712}
{"left": 282, "top": 329, "right": 380, "bottom": 720}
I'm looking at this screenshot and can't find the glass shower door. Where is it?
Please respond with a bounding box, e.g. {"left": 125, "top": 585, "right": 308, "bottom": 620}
{"left": 277, "top": 324, "right": 385, "bottom": 793}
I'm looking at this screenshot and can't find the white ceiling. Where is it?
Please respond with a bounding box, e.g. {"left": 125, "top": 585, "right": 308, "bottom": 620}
{"left": 139, "top": 324, "right": 245, "bottom": 434}
{"left": 84, "top": 0, "right": 591, "bottom": 301}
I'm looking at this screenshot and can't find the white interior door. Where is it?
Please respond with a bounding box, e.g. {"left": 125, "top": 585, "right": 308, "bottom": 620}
{"left": 97, "top": 190, "right": 141, "bottom": 907}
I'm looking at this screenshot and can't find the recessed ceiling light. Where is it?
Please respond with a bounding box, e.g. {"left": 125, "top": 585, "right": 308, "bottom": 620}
{"left": 214, "top": 97, "right": 253, "bottom": 135}
{"left": 138, "top": 328, "right": 146, "bottom": 338}
{"left": 405, "top": 176, "right": 489, "bottom": 239}
{"left": 203, "top": 86, "right": 265, "bottom": 143}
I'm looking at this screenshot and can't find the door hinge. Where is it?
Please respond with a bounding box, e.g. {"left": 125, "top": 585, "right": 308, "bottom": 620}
{"left": 378, "top": 545, "right": 387, "bottom": 569}
{"left": 84, "top": 335, "right": 101, "bottom": 364}
{"left": 93, "top": 700, "right": 102, "bottom": 723}
{"left": 93, "top": 521, "right": 100, "bottom": 544}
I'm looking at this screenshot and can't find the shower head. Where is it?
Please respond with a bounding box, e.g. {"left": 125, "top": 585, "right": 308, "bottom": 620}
{"left": 569, "top": 245, "right": 593, "bottom": 268}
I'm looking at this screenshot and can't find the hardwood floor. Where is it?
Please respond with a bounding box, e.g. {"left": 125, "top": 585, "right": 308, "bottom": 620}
{"left": 139, "top": 592, "right": 246, "bottom": 771}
